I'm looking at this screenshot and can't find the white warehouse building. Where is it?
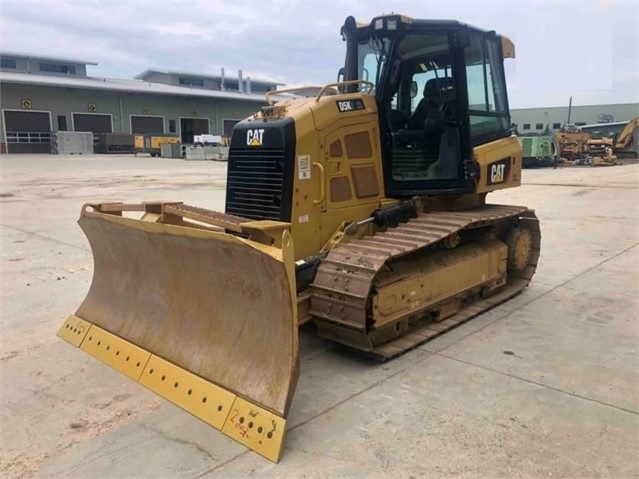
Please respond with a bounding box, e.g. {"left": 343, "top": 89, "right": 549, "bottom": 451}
{"left": 510, "top": 103, "right": 638, "bottom": 134}
{"left": 0, "top": 50, "right": 637, "bottom": 154}
{"left": 0, "top": 51, "right": 282, "bottom": 153}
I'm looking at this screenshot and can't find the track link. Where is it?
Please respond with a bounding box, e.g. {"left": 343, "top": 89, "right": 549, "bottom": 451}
{"left": 310, "top": 204, "right": 541, "bottom": 360}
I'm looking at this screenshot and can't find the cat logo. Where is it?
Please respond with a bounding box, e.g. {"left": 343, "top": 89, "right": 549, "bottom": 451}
{"left": 486, "top": 158, "right": 511, "bottom": 186}
{"left": 246, "top": 128, "right": 265, "bottom": 146}
{"left": 491, "top": 164, "right": 505, "bottom": 183}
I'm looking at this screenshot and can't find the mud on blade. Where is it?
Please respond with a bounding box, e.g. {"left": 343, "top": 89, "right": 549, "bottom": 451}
{"left": 58, "top": 202, "right": 298, "bottom": 462}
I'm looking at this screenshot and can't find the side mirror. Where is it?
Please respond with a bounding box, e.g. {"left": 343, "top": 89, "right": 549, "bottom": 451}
{"left": 410, "top": 81, "right": 418, "bottom": 99}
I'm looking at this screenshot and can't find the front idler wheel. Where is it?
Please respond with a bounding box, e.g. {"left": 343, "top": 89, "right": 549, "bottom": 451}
{"left": 505, "top": 227, "right": 532, "bottom": 271}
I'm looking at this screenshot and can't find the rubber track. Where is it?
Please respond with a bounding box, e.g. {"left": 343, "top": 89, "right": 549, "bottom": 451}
{"left": 310, "top": 204, "right": 541, "bottom": 360}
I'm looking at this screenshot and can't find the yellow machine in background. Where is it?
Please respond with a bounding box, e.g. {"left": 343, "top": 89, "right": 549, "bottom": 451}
{"left": 562, "top": 117, "right": 637, "bottom": 165}
{"left": 134, "top": 134, "right": 180, "bottom": 157}
{"left": 554, "top": 125, "right": 590, "bottom": 159}
{"left": 586, "top": 137, "right": 617, "bottom": 166}
{"left": 58, "top": 14, "right": 539, "bottom": 462}
{"left": 612, "top": 117, "right": 638, "bottom": 157}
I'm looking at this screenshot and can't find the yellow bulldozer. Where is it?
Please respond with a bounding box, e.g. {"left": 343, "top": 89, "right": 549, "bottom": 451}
{"left": 57, "top": 14, "right": 540, "bottom": 462}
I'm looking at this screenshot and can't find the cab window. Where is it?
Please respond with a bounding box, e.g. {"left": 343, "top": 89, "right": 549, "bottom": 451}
{"left": 465, "top": 33, "right": 510, "bottom": 144}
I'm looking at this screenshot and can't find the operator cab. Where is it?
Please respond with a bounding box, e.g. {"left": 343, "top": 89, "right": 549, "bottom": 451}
{"left": 341, "top": 15, "right": 513, "bottom": 197}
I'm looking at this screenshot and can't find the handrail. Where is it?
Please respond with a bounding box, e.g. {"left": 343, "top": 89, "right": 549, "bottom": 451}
{"left": 312, "top": 162, "right": 325, "bottom": 205}
{"left": 264, "top": 81, "right": 375, "bottom": 106}
{"left": 264, "top": 86, "right": 327, "bottom": 105}
{"left": 314, "top": 80, "right": 374, "bottom": 102}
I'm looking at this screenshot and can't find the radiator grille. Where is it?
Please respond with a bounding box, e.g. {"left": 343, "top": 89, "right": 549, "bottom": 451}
{"left": 225, "top": 148, "right": 286, "bottom": 221}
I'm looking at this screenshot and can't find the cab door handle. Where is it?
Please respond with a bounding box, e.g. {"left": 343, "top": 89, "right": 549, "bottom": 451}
{"left": 312, "top": 162, "right": 325, "bottom": 205}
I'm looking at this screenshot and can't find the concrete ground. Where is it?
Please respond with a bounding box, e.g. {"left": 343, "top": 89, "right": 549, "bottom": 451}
{"left": 1, "top": 153, "right": 637, "bottom": 479}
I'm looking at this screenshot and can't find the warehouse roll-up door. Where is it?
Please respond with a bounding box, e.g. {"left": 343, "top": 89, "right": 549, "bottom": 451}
{"left": 223, "top": 119, "right": 240, "bottom": 138}
{"left": 73, "top": 114, "right": 112, "bottom": 133}
{"left": 180, "top": 117, "right": 209, "bottom": 144}
{"left": 3, "top": 110, "right": 51, "bottom": 153}
{"left": 131, "top": 116, "right": 164, "bottom": 134}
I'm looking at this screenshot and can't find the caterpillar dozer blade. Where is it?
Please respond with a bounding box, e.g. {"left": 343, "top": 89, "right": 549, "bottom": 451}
{"left": 57, "top": 202, "right": 298, "bottom": 462}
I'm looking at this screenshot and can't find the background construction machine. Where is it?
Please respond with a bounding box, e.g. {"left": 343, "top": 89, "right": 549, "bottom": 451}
{"left": 585, "top": 137, "right": 617, "bottom": 166}
{"left": 134, "top": 133, "right": 180, "bottom": 157}
{"left": 518, "top": 134, "right": 559, "bottom": 167}
{"left": 554, "top": 124, "right": 590, "bottom": 159}
{"left": 57, "top": 14, "right": 539, "bottom": 462}
{"left": 612, "top": 117, "right": 638, "bottom": 157}
{"left": 584, "top": 117, "right": 638, "bottom": 164}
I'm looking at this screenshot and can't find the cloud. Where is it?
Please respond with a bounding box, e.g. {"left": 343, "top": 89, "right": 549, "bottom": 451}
{"left": 1, "top": 0, "right": 637, "bottom": 107}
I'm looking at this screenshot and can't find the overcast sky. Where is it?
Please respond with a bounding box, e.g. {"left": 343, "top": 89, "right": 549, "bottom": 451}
{"left": 1, "top": 0, "right": 637, "bottom": 109}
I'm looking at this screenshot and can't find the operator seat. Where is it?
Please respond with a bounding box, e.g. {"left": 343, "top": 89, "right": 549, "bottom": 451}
{"left": 407, "top": 77, "right": 455, "bottom": 131}
{"left": 405, "top": 77, "right": 459, "bottom": 179}
{"left": 389, "top": 77, "right": 459, "bottom": 181}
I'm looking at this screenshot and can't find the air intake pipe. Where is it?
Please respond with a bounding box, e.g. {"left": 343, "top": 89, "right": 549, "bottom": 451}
{"left": 341, "top": 15, "right": 359, "bottom": 94}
